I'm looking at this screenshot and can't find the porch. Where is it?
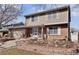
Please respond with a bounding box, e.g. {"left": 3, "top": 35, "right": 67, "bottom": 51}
{"left": 25, "top": 26, "right": 47, "bottom": 40}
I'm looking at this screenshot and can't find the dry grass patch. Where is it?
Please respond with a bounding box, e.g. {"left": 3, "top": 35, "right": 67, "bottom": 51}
{"left": 0, "top": 48, "right": 41, "bottom": 55}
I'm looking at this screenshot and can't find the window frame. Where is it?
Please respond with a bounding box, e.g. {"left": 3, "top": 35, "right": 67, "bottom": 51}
{"left": 31, "top": 16, "right": 38, "bottom": 22}
{"left": 48, "top": 26, "right": 61, "bottom": 35}
{"left": 48, "top": 12, "right": 58, "bottom": 20}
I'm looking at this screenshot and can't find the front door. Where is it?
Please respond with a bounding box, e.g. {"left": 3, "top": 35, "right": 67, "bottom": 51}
{"left": 32, "top": 27, "right": 39, "bottom": 36}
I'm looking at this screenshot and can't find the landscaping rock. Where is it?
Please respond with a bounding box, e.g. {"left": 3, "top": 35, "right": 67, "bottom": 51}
{"left": 17, "top": 40, "right": 78, "bottom": 55}
{"left": 47, "top": 39, "right": 75, "bottom": 48}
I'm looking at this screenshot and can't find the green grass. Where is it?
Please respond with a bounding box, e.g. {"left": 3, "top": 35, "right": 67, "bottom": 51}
{"left": 0, "top": 48, "right": 41, "bottom": 55}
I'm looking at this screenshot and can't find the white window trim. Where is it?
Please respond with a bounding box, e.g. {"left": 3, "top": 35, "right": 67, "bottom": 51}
{"left": 58, "top": 27, "right": 61, "bottom": 35}
{"left": 48, "top": 26, "right": 61, "bottom": 35}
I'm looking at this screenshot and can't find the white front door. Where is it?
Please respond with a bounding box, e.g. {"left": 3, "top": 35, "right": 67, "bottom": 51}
{"left": 32, "top": 27, "right": 39, "bottom": 36}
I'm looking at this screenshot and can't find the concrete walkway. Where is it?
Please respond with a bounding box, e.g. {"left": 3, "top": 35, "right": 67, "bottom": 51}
{"left": 0, "top": 38, "right": 27, "bottom": 48}
{"left": 0, "top": 40, "right": 16, "bottom": 48}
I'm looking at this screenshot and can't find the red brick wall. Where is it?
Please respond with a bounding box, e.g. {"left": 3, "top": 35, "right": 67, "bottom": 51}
{"left": 46, "top": 24, "right": 68, "bottom": 41}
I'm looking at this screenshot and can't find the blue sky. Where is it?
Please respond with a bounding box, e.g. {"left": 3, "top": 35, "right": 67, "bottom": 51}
{"left": 15, "top": 4, "right": 79, "bottom": 29}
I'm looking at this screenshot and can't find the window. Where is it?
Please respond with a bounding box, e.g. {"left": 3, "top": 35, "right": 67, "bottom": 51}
{"left": 49, "top": 26, "right": 60, "bottom": 35}
{"left": 31, "top": 16, "right": 38, "bottom": 22}
{"left": 48, "top": 13, "right": 57, "bottom": 20}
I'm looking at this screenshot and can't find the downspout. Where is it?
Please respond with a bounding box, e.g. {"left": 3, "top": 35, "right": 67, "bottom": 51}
{"left": 78, "top": 32, "right": 79, "bottom": 42}
{"left": 68, "top": 6, "right": 71, "bottom": 41}
{"left": 41, "top": 24, "right": 44, "bottom": 39}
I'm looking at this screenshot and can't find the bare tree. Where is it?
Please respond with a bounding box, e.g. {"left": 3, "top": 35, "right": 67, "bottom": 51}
{"left": 0, "top": 4, "right": 23, "bottom": 28}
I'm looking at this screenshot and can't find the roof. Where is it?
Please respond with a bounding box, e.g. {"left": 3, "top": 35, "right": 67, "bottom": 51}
{"left": 3, "top": 22, "right": 24, "bottom": 27}
{"left": 1, "top": 22, "right": 25, "bottom": 30}
{"left": 8, "top": 26, "right": 26, "bottom": 29}
{"left": 26, "top": 22, "right": 68, "bottom": 27}
{"left": 24, "top": 5, "right": 70, "bottom": 17}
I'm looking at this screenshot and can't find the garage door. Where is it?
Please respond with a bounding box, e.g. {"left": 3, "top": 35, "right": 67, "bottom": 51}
{"left": 13, "top": 31, "right": 23, "bottom": 39}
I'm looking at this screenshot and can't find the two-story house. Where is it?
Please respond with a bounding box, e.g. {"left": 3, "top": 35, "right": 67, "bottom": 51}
{"left": 24, "top": 6, "right": 71, "bottom": 41}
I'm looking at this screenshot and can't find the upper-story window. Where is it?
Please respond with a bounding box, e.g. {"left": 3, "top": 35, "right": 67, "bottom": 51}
{"left": 31, "top": 16, "right": 38, "bottom": 22}
{"left": 48, "top": 13, "right": 57, "bottom": 20}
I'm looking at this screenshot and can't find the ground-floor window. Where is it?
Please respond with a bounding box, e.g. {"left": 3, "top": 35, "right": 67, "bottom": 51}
{"left": 49, "top": 26, "right": 60, "bottom": 35}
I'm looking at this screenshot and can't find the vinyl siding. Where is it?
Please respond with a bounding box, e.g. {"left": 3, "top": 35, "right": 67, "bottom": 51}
{"left": 25, "top": 10, "right": 68, "bottom": 27}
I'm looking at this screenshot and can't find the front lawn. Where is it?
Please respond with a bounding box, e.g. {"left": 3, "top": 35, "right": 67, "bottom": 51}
{"left": 0, "top": 48, "right": 41, "bottom": 55}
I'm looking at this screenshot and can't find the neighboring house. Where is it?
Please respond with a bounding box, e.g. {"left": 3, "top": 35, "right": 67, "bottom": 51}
{"left": 0, "top": 28, "right": 9, "bottom": 37}
{"left": 0, "top": 22, "right": 25, "bottom": 39}
{"left": 9, "top": 26, "right": 25, "bottom": 39}
{"left": 71, "top": 28, "right": 79, "bottom": 42}
{"left": 3, "top": 22, "right": 24, "bottom": 28}
{"left": 24, "top": 6, "right": 71, "bottom": 41}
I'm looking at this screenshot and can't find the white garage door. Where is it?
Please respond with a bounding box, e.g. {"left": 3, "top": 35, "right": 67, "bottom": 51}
{"left": 13, "top": 31, "right": 24, "bottom": 39}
